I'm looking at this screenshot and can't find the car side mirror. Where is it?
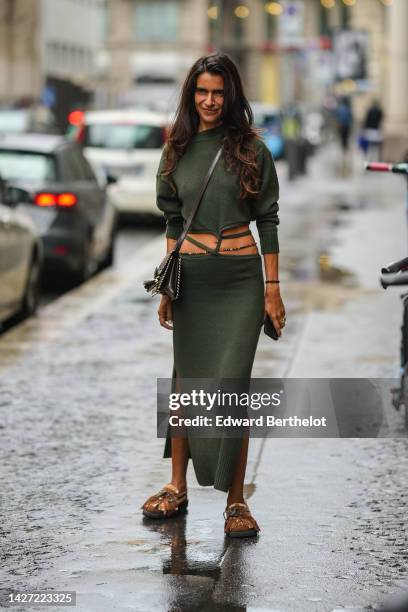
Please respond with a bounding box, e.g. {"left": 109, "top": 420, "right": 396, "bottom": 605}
{"left": 4, "top": 185, "right": 32, "bottom": 207}
{"left": 106, "top": 172, "right": 118, "bottom": 186}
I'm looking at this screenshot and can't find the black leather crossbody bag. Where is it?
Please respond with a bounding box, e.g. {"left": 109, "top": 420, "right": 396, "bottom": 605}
{"left": 143, "top": 147, "right": 222, "bottom": 301}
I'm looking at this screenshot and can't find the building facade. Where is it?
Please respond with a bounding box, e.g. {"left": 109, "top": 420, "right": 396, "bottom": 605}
{"left": 0, "top": 0, "right": 406, "bottom": 152}
{"left": 209, "top": 0, "right": 407, "bottom": 157}
{"left": 0, "top": 0, "right": 107, "bottom": 130}
{"left": 0, "top": 0, "right": 41, "bottom": 105}
{"left": 105, "top": 0, "right": 210, "bottom": 109}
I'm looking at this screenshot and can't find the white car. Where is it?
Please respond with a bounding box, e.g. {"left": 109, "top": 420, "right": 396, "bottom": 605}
{"left": 69, "top": 109, "right": 172, "bottom": 217}
{"left": 0, "top": 180, "right": 43, "bottom": 326}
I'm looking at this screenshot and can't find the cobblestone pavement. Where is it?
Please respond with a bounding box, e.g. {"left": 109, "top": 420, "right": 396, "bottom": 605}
{"left": 1, "top": 145, "right": 408, "bottom": 611}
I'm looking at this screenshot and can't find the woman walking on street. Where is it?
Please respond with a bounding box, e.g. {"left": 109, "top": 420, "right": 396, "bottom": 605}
{"left": 141, "top": 52, "right": 285, "bottom": 537}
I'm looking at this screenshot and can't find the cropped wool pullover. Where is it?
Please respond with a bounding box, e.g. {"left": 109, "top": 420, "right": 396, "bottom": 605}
{"left": 156, "top": 123, "right": 280, "bottom": 254}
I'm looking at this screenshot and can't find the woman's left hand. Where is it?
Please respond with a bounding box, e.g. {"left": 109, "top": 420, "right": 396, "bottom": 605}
{"left": 264, "top": 285, "right": 286, "bottom": 337}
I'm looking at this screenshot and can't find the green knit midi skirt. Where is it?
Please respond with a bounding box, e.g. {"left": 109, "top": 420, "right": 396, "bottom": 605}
{"left": 163, "top": 252, "right": 265, "bottom": 492}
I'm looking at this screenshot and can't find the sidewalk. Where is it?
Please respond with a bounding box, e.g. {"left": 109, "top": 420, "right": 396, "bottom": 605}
{"left": 247, "top": 145, "right": 408, "bottom": 610}
{"left": 285, "top": 145, "right": 407, "bottom": 379}
{"left": 1, "top": 143, "right": 408, "bottom": 611}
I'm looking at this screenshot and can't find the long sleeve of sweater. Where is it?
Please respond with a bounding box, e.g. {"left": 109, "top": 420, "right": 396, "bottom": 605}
{"left": 156, "top": 145, "right": 184, "bottom": 240}
{"left": 252, "top": 140, "right": 280, "bottom": 254}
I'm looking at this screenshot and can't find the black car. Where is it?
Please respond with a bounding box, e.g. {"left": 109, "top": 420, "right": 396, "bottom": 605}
{"left": 0, "top": 134, "right": 118, "bottom": 283}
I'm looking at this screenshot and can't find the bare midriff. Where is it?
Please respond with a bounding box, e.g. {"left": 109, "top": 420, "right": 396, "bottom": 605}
{"left": 179, "top": 224, "right": 259, "bottom": 256}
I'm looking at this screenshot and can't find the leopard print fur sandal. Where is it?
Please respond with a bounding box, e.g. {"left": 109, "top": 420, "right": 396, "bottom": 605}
{"left": 224, "top": 502, "right": 260, "bottom": 538}
{"left": 141, "top": 484, "right": 188, "bottom": 519}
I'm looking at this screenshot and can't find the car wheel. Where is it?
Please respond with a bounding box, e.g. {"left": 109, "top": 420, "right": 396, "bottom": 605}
{"left": 17, "top": 255, "right": 42, "bottom": 321}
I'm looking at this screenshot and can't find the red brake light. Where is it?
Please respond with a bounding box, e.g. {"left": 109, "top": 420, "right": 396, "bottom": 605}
{"left": 57, "top": 193, "right": 77, "bottom": 207}
{"left": 35, "top": 193, "right": 57, "bottom": 207}
{"left": 67, "top": 110, "right": 85, "bottom": 143}
{"left": 68, "top": 110, "right": 85, "bottom": 126}
{"left": 34, "top": 192, "right": 77, "bottom": 207}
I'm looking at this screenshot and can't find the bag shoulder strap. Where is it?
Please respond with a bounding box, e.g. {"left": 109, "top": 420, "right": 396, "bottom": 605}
{"left": 173, "top": 146, "right": 222, "bottom": 252}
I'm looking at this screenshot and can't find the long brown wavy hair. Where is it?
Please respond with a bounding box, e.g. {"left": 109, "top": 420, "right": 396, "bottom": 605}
{"left": 161, "top": 52, "right": 263, "bottom": 200}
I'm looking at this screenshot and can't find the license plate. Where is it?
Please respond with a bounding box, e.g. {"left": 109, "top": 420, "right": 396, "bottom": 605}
{"left": 19, "top": 204, "right": 57, "bottom": 235}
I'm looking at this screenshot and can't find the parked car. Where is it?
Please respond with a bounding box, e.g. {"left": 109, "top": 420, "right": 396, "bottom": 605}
{"left": 0, "top": 134, "right": 118, "bottom": 284}
{"left": 250, "top": 102, "right": 285, "bottom": 160}
{"left": 0, "top": 177, "right": 43, "bottom": 326}
{"left": 0, "top": 107, "right": 57, "bottom": 135}
{"left": 67, "top": 108, "right": 171, "bottom": 218}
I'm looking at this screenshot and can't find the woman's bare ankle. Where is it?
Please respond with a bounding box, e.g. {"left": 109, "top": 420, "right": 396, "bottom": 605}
{"left": 170, "top": 479, "right": 187, "bottom": 493}
{"left": 227, "top": 493, "right": 245, "bottom": 507}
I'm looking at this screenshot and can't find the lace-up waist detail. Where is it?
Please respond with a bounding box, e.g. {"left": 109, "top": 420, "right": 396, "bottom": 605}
{"left": 180, "top": 226, "right": 258, "bottom": 256}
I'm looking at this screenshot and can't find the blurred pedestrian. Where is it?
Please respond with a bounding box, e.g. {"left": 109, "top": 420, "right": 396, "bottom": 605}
{"left": 362, "top": 99, "right": 384, "bottom": 161}
{"left": 335, "top": 97, "right": 353, "bottom": 176}
{"left": 282, "top": 103, "right": 302, "bottom": 180}
{"left": 141, "top": 52, "right": 285, "bottom": 538}
{"left": 336, "top": 97, "right": 353, "bottom": 153}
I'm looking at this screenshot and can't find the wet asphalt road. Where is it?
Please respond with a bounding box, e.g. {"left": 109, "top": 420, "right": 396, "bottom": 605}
{"left": 1, "top": 147, "right": 408, "bottom": 611}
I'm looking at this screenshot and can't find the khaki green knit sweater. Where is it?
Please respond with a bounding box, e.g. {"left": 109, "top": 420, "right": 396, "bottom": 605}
{"left": 156, "top": 123, "right": 280, "bottom": 254}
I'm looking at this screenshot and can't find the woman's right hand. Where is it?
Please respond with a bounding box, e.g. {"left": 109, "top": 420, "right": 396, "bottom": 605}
{"left": 158, "top": 295, "right": 173, "bottom": 330}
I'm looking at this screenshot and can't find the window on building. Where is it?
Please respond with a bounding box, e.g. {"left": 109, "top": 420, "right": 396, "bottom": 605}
{"left": 134, "top": 1, "right": 179, "bottom": 42}
{"left": 100, "top": 0, "right": 109, "bottom": 41}
{"left": 47, "top": 42, "right": 55, "bottom": 72}
{"left": 340, "top": 4, "right": 349, "bottom": 29}
{"left": 86, "top": 50, "right": 93, "bottom": 73}
{"left": 233, "top": 13, "right": 244, "bottom": 43}
{"left": 51, "top": 42, "right": 60, "bottom": 70}
{"left": 318, "top": 4, "right": 330, "bottom": 36}
{"left": 78, "top": 47, "right": 86, "bottom": 71}
{"left": 266, "top": 13, "right": 277, "bottom": 42}
{"left": 61, "top": 44, "right": 69, "bottom": 70}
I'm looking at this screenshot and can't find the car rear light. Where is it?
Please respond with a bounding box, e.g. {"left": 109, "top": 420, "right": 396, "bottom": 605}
{"left": 53, "top": 245, "right": 69, "bottom": 255}
{"left": 34, "top": 193, "right": 57, "bottom": 207}
{"left": 34, "top": 192, "right": 77, "bottom": 207}
{"left": 57, "top": 193, "right": 77, "bottom": 207}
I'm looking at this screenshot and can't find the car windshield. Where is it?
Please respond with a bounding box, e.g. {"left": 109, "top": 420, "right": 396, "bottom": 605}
{"left": 84, "top": 123, "right": 163, "bottom": 149}
{"left": 0, "top": 150, "right": 56, "bottom": 182}
{"left": 254, "top": 113, "right": 281, "bottom": 136}
{"left": 255, "top": 113, "right": 279, "bottom": 127}
{"left": 0, "top": 111, "right": 29, "bottom": 134}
